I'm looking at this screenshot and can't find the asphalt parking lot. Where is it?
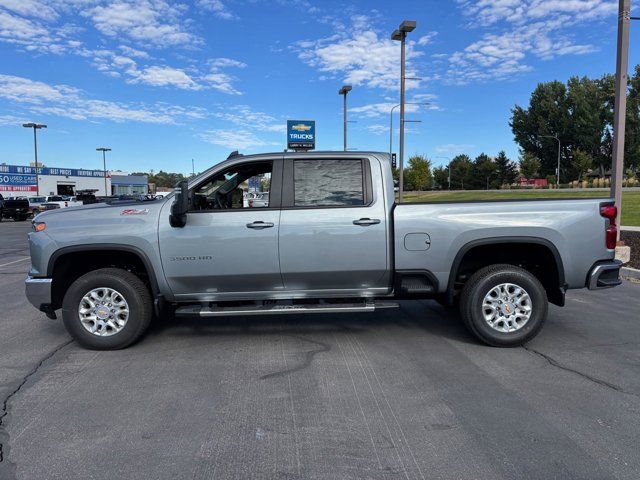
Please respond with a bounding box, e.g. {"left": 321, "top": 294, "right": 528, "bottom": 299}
{"left": 1, "top": 220, "right": 639, "bottom": 480}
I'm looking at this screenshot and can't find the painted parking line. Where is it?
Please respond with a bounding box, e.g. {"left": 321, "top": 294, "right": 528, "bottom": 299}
{"left": 0, "top": 257, "right": 30, "bottom": 268}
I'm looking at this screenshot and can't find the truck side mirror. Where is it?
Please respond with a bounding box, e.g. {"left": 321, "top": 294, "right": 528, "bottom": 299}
{"left": 169, "top": 180, "right": 189, "bottom": 228}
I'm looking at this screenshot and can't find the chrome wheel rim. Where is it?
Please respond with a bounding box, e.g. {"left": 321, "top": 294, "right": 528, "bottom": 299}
{"left": 78, "top": 287, "right": 129, "bottom": 336}
{"left": 482, "top": 283, "right": 532, "bottom": 333}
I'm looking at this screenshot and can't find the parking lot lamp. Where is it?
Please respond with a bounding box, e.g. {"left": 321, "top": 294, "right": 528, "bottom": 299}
{"left": 339, "top": 85, "right": 352, "bottom": 151}
{"left": 96, "top": 147, "right": 112, "bottom": 196}
{"left": 22, "top": 123, "right": 46, "bottom": 196}
{"left": 392, "top": 20, "right": 416, "bottom": 203}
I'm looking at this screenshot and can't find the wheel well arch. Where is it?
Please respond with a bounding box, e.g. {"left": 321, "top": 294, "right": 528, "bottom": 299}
{"left": 47, "top": 245, "right": 159, "bottom": 309}
{"left": 447, "top": 237, "right": 566, "bottom": 306}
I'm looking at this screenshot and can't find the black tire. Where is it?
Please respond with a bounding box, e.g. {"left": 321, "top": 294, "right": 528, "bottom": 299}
{"left": 62, "top": 268, "right": 152, "bottom": 350}
{"left": 15, "top": 215, "right": 27, "bottom": 221}
{"left": 459, "top": 264, "right": 548, "bottom": 347}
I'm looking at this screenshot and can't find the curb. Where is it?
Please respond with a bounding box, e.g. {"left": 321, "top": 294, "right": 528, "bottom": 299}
{"left": 621, "top": 226, "right": 640, "bottom": 232}
{"left": 621, "top": 266, "right": 640, "bottom": 281}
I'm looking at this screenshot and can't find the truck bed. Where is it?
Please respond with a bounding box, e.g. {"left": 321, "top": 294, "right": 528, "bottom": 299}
{"left": 393, "top": 197, "right": 613, "bottom": 292}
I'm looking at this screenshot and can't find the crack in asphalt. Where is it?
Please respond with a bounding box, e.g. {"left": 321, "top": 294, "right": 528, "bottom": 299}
{"left": 0, "top": 339, "right": 73, "bottom": 474}
{"left": 260, "top": 335, "right": 331, "bottom": 380}
{"left": 522, "top": 344, "right": 639, "bottom": 399}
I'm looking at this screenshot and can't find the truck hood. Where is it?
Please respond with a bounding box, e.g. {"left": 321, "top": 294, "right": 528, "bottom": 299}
{"left": 34, "top": 199, "right": 169, "bottom": 243}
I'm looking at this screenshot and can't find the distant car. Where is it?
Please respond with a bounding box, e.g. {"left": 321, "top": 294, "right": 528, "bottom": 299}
{"left": 28, "top": 196, "right": 47, "bottom": 214}
{"left": 39, "top": 195, "right": 83, "bottom": 210}
{"left": 248, "top": 192, "right": 269, "bottom": 208}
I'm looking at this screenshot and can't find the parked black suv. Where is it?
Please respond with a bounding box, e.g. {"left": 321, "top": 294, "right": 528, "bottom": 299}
{"left": 0, "top": 194, "right": 31, "bottom": 221}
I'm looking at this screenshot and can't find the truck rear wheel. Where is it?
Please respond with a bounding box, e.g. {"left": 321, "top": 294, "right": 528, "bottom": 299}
{"left": 459, "top": 264, "right": 548, "bottom": 347}
{"left": 62, "top": 268, "right": 152, "bottom": 350}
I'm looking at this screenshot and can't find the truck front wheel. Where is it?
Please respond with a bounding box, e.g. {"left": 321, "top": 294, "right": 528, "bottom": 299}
{"left": 62, "top": 268, "right": 152, "bottom": 350}
{"left": 459, "top": 264, "right": 548, "bottom": 347}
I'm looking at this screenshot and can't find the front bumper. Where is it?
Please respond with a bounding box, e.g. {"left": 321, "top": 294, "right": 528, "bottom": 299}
{"left": 25, "top": 276, "right": 53, "bottom": 311}
{"left": 587, "top": 260, "right": 623, "bottom": 290}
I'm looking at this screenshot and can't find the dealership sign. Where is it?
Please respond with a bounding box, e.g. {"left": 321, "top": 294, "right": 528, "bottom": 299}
{"left": 0, "top": 164, "right": 107, "bottom": 192}
{"left": 287, "top": 120, "right": 315, "bottom": 150}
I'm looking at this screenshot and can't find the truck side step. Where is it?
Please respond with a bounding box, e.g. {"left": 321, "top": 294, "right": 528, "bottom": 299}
{"left": 175, "top": 300, "right": 399, "bottom": 318}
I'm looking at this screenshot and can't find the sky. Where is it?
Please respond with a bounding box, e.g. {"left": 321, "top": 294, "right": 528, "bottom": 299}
{"left": 0, "top": 0, "right": 638, "bottom": 174}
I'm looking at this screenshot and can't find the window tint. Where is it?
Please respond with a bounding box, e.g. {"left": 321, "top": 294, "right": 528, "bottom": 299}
{"left": 294, "top": 159, "right": 364, "bottom": 207}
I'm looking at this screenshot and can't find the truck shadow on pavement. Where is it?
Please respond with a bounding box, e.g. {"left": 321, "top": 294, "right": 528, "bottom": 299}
{"left": 145, "top": 299, "right": 478, "bottom": 347}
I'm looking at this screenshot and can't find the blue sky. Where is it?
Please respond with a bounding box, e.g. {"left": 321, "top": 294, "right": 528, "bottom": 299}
{"left": 0, "top": 0, "right": 638, "bottom": 174}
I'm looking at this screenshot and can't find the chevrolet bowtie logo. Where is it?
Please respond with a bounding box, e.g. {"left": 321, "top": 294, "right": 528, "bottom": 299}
{"left": 291, "top": 123, "right": 312, "bottom": 132}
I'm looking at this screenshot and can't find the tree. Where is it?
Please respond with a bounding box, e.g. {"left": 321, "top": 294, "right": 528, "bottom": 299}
{"left": 511, "top": 67, "right": 640, "bottom": 175}
{"left": 494, "top": 151, "right": 518, "bottom": 187}
{"left": 470, "top": 153, "right": 496, "bottom": 189}
{"left": 449, "top": 154, "right": 473, "bottom": 189}
{"left": 572, "top": 149, "right": 593, "bottom": 181}
{"left": 432, "top": 166, "right": 449, "bottom": 190}
{"left": 519, "top": 153, "right": 541, "bottom": 179}
{"left": 403, "top": 155, "right": 433, "bottom": 191}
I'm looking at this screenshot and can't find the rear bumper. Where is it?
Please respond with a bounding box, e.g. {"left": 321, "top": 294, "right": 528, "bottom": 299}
{"left": 25, "top": 276, "right": 53, "bottom": 310}
{"left": 587, "top": 260, "right": 623, "bottom": 290}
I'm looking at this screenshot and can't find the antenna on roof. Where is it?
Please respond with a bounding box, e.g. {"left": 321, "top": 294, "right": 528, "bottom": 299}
{"left": 227, "top": 150, "right": 242, "bottom": 159}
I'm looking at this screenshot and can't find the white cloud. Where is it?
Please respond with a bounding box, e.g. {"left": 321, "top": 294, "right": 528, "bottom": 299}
{"left": 212, "top": 105, "right": 283, "bottom": 133}
{"left": 366, "top": 124, "right": 388, "bottom": 135}
{"left": 197, "top": 0, "right": 235, "bottom": 20}
{"left": 85, "top": 0, "right": 199, "bottom": 48}
{"left": 129, "top": 65, "right": 200, "bottom": 89}
{"left": 0, "top": 74, "right": 207, "bottom": 124}
{"left": 0, "top": 0, "right": 59, "bottom": 20}
{"left": 209, "top": 57, "right": 246, "bottom": 69}
{"left": 435, "top": 143, "right": 476, "bottom": 154}
{"left": 88, "top": 50, "right": 246, "bottom": 93}
{"left": 447, "top": 0, "right": 616, "bottom": 83}
{"left": 292, "top": 15, "right": 426, "bottom": 91}
{"left": 0, "top": 113, "right": 27, "bottom": 126}
{"left": 199, "top": 129, "right": 275, "bottom": 150}
{"left": 417, "top": 31, "right": 438, "bottom": 46}
{"left": 458, "top": 0, "right": 616, "bottom": 26}
{"left": 350, "top": 98, "right": 438, "bottom": 119}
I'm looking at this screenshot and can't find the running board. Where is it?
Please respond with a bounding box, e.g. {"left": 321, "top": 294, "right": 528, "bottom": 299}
{"left": 175, "top": 300, "right": 399, "bottom": 318}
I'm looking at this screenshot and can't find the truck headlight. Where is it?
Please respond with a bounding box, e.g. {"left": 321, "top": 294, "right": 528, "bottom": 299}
{"left": 32, "top": 221, "right": 46, "bottom": 232}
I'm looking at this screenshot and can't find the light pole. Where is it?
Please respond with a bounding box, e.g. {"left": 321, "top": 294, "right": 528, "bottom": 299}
{"left": 22, "top": 123, "right": 46, "bottom": 196}
{"left": 339, "top": 85, "right": 352, "bottom": 152}
{"left": 436, "top": 156, "right": 452, "bottom": 190}
{"left": 611, "top": 0, "right": 637, "bottom": 235}
{"left": 540, "top": 134, "right": 561, "bottom": 187}
{"left": 96, "top": 147, "right": 111, "bottom": 196}
{"left": 389, "top": 102, "right": 430, "bottom": 157}
{"left": 392, "top": 20, "right": 416, "bottom": 203}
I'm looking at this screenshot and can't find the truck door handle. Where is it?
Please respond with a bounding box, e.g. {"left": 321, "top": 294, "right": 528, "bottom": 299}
{"left": 353, "top": 218, "right": 381, "bottom": 226}
{"left": 246, "top": 221, "right": 274, "bottom": 229}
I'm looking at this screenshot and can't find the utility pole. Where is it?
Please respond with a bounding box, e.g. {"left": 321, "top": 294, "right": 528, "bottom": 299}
{"left": 22, "top": 123, "right": 46, "bottom": 196}
{"left": 389, "top": 102, "right": 430, "bottom": 158}
{"left": 339, "top": 85, "right": 352, "bottom": 151}
{"left": 392, "top": 20, "right": 416, "bottom": 203}
{"left": 96, "top": 147, "right": 111, "bottom": 196}
{"left": 611, "top": 0, "right": 632, "bottom": 235}
{"left": 540, "top": 135, "right": 561, "bottom": 187}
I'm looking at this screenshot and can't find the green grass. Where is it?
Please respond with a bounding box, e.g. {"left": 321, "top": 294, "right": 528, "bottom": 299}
{"left": 401, "top": 190, "right": 640, "bottom": 227}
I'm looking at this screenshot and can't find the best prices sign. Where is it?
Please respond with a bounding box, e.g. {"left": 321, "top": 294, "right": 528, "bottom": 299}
{"left": 287, "top": 120, "right": 315, "bottom": 150}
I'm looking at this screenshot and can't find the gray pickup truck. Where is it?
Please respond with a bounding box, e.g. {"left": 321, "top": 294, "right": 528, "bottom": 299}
{"left": 25, "top": 151, "right": 622, "bottom": 350}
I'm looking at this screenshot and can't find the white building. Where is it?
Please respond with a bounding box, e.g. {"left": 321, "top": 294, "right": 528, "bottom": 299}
{"left": 0, "top": 164, "right": 111, "bottom": 197}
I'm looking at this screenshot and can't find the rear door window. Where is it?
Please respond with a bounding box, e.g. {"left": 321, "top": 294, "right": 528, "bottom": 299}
{"left": 293, "top": 159, "right": 365, "bottom": 207}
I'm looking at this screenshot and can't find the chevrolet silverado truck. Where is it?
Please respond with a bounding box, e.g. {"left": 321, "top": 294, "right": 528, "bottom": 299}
{"left": 25, "top": 151, "right": 622, "bottom": 350}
